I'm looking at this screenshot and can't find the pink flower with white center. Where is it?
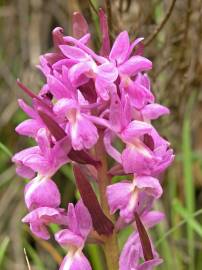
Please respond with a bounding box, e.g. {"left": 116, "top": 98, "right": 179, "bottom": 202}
{"left": 120, "top": 73, "right": 154, "bottom": 110}
{"left": 109, "top": 31, "right": 152, "bottom": 76}
{"left": 104, "top": 103, "right": 173, "bottom": 176}
{"left": 108, "top": 31, "right": 153, "bottom": 110}
{"left": 13, "top": 128, "right": 70, "bottom": 209}
{"left": 55, "top": 200, "right": 92, "bottom": 270}
{"left": 106, "top": 175, "right": 162, "bottom": 223}
{"left": 121, "top": 121, "right": 174, "bottom": 176}
{"left": 59, "top": 41, "right": 118, "bottom": 101}
{"left": 120, "top": 73, "right": 170, "bottom": 121}
{"left": 13, "top": 128, "right": 70, "bottom": 178}
{"left": 54, "top": 98, "right": 98, "bottom": 150}
{"left": 103, "top": 119, "right": 153, "bottom": 167}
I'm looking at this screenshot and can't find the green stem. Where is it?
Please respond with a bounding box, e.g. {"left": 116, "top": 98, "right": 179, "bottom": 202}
{"left": 95, "top": 131, "right": 119, "bottom": 270}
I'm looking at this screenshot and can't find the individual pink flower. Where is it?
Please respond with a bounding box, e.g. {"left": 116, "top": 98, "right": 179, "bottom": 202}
{"left": 107, "top": 176, "right": 162, "bottom": 223}
{"left": 119, "top": 232, "right": 162, "bottom": 270}
{"left": 119, "top": 211, "right": 164, "bottom": 270}
{"left": 13, "top": 128, "right": 70, "bottom": 210}
{"left": 120, "top": 73, "right": 154, "bottom": 110}
{"left": 121, "top": 122, "right": 174, "bottom": 176}
{"left": 13, "top": 128, "right": 70, "bottom": 178}
{"left": 59, "top": 43, "right": 118, "bottom": 101}
{"left": 55, "top": 200, "right": 92, "bottom": 270}
{"left": 53, "top": 98, "right": 98, "bottom": 150}
{"left": 109, "top": 31, "right": 150, "bottom": 73}
{"left": 103, "top": 120, "right": 153, "bottom": 166}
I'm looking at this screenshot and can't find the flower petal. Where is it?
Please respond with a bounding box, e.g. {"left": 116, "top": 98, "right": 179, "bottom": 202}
{"left": 75, "top": 200, "right": 92, "bottom": 238}
{"left": 47, "top": 75, "right": 71, "bottom": 99}
{"left": 142, "top": 104, "right": 170, "bottom": 120}
{"left": 55, "top": 229, "right": 84, "bottom": 248}
{"left": 103, "top": 131, "right": 122, "bottom": 163}
{"left": 70, "top": 115, "right": 98, "bottom": 150}
{"left": 121, "top": 120, "right": 153, "bottom": 142}
{"left": 137, "top": 258, "right": 163, "bottom": 270}
{"left": 59, "top": 252, "right": 92, "bottom": 270}
{"left": 119, "top": 56, "right": 152, "bottom": 76}
{"left": 59, "top": 45, "right": 89, "bottom": 61}
{"left": 136, "top": 176, "right": 163, "bottom": 199}
{"left": 22, "top": 207, "right": 67, "bottom": 239}
{"left": 67, "top": 203, "right": 79, "bottom": 234}
{"left": 24, "top": 178, "right": 61, "bottom": 210}
{"left": 141, "top": 211, "right": 165, "bottom": 229}
{"left": 68, "top": 62, "right": 90, "bottom": 86}
{"left": 106, "top": 181, "right": 133, "bottom": 214}
{"left": 122, "top": 144, "right": 154, "bottom": 175}
{"left": 15, "top": 119, "right": 41, "bottom": 137}
{"left": 109, "top": 31, "right": 130, "bottom": 64}
{"left": 97, "top": 62, "right": 118, "bottom": 82}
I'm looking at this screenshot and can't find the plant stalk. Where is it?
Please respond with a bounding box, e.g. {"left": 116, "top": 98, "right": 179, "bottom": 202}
{"left": 95, "top": 131, "right": 119, "bottom": 270}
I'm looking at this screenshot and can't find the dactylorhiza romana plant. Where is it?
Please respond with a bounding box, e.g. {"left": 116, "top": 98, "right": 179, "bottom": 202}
{"left": 12, "top": 10, "right": 174, "bottom": 270}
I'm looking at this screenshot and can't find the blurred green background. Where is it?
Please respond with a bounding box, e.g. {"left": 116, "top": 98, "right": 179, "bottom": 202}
{"left": 0, "top": 0, "right": 202, "bottom": 269}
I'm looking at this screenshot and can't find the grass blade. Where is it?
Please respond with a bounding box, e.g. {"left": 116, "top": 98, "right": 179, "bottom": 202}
{"left": 156, "top": 209, "right": 202, "bottom": 247}
{"left": 173, "top": 199, "right": 202, "bottom": 237}
{"left": 0, "top": 237, "right": 10, "bottom": 267}
{"left": 86, "top": 244, "right": 104, "bottom": 270}
{"left": 24, "top": 248, "right": 32, "bottom": 270}
{"left": 24, "top": 241, "right": 46, "bottom": 270}
{"left": 182, "top": 111, "right": 195, "bottom": 269}
{"left": 0, "top": 142, "right": 12, "bottom": 157}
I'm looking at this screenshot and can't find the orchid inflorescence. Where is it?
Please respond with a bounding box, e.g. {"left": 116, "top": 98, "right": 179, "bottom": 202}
{"left": 12, "top": 10, "right": 174, "bottom": 270}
